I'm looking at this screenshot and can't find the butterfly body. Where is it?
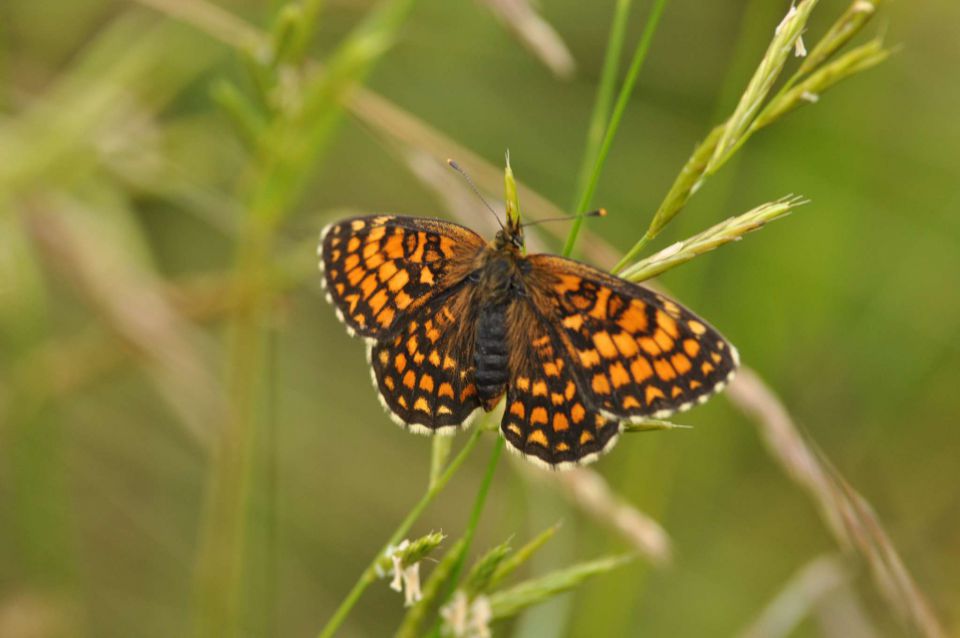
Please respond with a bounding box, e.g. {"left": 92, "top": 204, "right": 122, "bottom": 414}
{"left": 319, "top": 214, "right": 738, "bottom": 469}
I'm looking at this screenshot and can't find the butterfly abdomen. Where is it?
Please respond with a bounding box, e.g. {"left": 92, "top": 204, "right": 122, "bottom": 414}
{"left": 474, "top": 302, "right": 510, "bottom": 407}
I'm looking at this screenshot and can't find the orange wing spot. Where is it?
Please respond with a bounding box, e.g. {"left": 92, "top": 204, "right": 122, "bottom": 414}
{"left": 394, "top": 353, "right": 407, "bottom": 373}
{"left": 429, "top": 350, "right": 441, "bottom": 366}
{"left": 645, "top": 386, "right": 665, "bottom": 404}
{"left": 556, "top": 274, "right": 582, "bottom": 293}
{"left": 653, "top": 329, "right": 674, "bottom": 352}
{"left": 527, "top": 429, "right": 549, "bottom": 447}
{"left": 571, "top": 403, "right": 586, "bottom": 424}
{"left": 347, "top": 268, "right": 365, "bottom": 286}
{"left": 346, "top": 236, "right": 361, "bottom": 253}
{"left": 402, "top": 370, "right": 416, "bottom": 390}
{"left": 630, "top": 358, "right": 653, "bottom": 383}
{"left": 701, "top": 362, "right": 715, "bottom": 375}
{"left": 570, "top": 294, "right": 592, "bottom": 311}
{"left": 383, "top": 233, "right": 404, "bottom": 259}
{"left": 353, "top": 314, "right": 367, "bottom": 328}
{"left": 368, "top": 289, "right": 389, "bottom": 316}
{"left": 378, "top": 261, "right": 398, "bottom": 282}
{"left": 622, "top": 395, "right": 640, "bottom": 409}
{"left": 510, "top": 402, "right": 525, "bottom": 418}
{"left": 564, "top": 380, "right": 576, "bottom": 400}
{"left": 609, "top": 362, "right": 630, "bottom": 388}
{"left": 688, "top": 320, "right": 707, "bottom": 335}
{"left": 443, "top": 355, "right": 457, "bottom": 370}
{"left": 461, "top": 384, "right": 477, "bottom": 400}
{"left": 414, "top": 397, "right": 430, "bottom": 413}
{"left": 683, "top": 339, "right": 700, "bottom": 358}
{"left": 711, "top": 352, "right": 723, "bottom": 364}
{"left": 556, "top": 442, "right": 570, "bottom": 452}
{"left": 398, "top": 396, "right": 408, "bottom": 409}
{"left": 639, "top": 337, "right": 662, "bottom": 356}
{"left": 617, "top": 301, "right": 648, "bottom": 333}
{"left": 690, "top": 380, "right": 702, "bottom": 390}
{"left": 384, "top": 376, "right": 395, "bottom": 391}
{"left": 592, "top": 332, "right": 618, "bottom": 359}
{"left": 343, "top": 253, "right": 360, "bottom": 272}
{"left": 432, "top": 383, "right": 452, "bottom": 400}
{"left": 530, "top": 407, "right": 548, "bottom": 426}
{"left": 410, "top": 233, "right": 427, "bottom": 262}
{"left": 413, "top": 352, "right": 425, "bottom": 365}
{"left": 516, "top": 377, "right": 531, "bottom": 391}
{"left": 360, "top": 274, "right": 379, "bottom": 299}
{"left": 335, "top": 283, "right": 345, "bottom": 295}
{"left": 426, "top": 327, "right": 441, "bottom": 343}
{"left": 656, "top": 310, "right": 680, "bottom": 338}
{"left": 419, "top": 374, "right": 435, "bottom": 392}
{"left": 544, "top": 362, "right": 560, "bottom": 377}
{"left": 420, "top": 268, "right": 435, "bottom": 285}
{"left": 579, "top": 430, "right": 595, "bottom": 445}
{"left": 662, "top": 299, "right": 681, "bottom": 316}
{"left": 365, "top": 252, "right": 385, "bottom": 270}
{"left": 366, "top": 225, "right": 386, "bottom": 242}
{"left": 438, "top": 406, "right": 453, "bottom": 415}
{"left": 507, "top": 423, "right": 522, "bottom": 436}
{"left": 562, "top": 314, "right": 584, "bottom": 331}
{"left": 671, "top": 386, "right": 683, "bottom": 398}
{"left": 612, "top": 332, "right": 639, "bottom": 357}
{"left": 406, "top": 336, "right": 418, "bottom": 356}
{"left": 592, "top": 374, "right": 611, "bottom": 395}
{"left": 387, "top": 269, "right": 410, "bottom": 292}
{"left": 590, "top": 287, "right": 611, "bottom": 320}
{"left": 550, "top": 393, "right": 565, "bottom": 406}
{"left": 378, "top": 350, "right": 390, "bottom": 365}
{"left": 578, "top": 349, "right": 601, "bottom": 368}
{"left": 553, "top": 413, "right": 569, "bottom": 432}
{"left": 330, "top": 249, "right": 342, "bottom": 263}
{"left": 532, "top": 381, "right": 548, "bottom": 397}
{"left": 532, "top": 335, "right": 551, "bottom": 348}
{"left": 362, "top": 241, "right": 380, "bottom": 260}
{"left": 671, "top": 353, "right": 692, "bottom": 374}
{"left": 350, "top": 220, "right": 366, "bottom": 231}
{"left": 395, "top": 291, "right": 413, "bottom": 310}
{"left": 654, "top": 359, "right": 677, "bottom": 381}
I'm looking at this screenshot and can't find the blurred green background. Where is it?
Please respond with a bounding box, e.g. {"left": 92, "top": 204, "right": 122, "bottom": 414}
{"left": 1, "top": 0, "right": 958, "bottom": 636}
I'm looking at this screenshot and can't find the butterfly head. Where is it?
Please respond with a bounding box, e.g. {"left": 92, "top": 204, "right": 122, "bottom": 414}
{"left": 494, "top": 214, "right": 525, "bottom": 253}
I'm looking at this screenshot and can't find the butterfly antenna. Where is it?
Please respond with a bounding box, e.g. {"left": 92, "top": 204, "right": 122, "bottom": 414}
{"left": 521, "top": 209, "right": 607, "bottom": 228}
{"left": 447, "top": 159, "right": 504, "bottom": 229}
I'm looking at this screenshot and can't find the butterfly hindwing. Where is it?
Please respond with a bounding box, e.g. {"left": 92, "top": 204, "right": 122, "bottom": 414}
{"left": 500, "top": 301, "right": 621, "bottom": 468}
{"left": 319, "top": 215, "right": 485, "bottom": 339}
{"left": 526, "top": 254, "right": 739, "bottom": 422}
{"left": 370, "top": 284, "right": 483, "bottom": 433}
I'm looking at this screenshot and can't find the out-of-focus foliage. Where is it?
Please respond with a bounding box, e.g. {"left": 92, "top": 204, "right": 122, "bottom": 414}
{"left": 1, "top": 1, "right": 958, "bottom": 637}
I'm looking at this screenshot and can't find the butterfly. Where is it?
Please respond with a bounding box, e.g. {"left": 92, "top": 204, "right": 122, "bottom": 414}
{"left": 318, "top": 212, "right": 738, "bottom": 469}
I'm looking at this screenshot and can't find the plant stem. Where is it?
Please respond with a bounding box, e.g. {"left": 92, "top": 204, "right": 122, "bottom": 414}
{"left": 562, "top": 0, "right": 669, "bottom": 257}
{"left": 317, "top": 428, "right": 484, "bottom": 638}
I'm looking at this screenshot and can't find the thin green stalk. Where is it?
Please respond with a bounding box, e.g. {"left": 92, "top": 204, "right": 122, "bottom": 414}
{"left": 317, "top": 428, "right": 484, "bottom": 638}
{"left": 562, "top": 0, "right": 669, "bottom": 257}
{"left": 562, "top": 0, "right": 632, "bottom": 250}
{"left": 426, "top": 436, "right": 506, "bottom": 638}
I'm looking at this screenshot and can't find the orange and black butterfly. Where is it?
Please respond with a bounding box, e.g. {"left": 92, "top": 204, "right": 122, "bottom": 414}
{"left": 318, "top": 212, "right": 738, "bottom": 469}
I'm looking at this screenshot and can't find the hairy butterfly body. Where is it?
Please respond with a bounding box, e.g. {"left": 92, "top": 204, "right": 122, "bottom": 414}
{"left": 318, "top": 213, "right": 738, "bottom": 469}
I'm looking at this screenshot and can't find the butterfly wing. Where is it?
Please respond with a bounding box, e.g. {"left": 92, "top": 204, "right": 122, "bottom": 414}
{"left": 525, "top": 254, "right": 739, "bottom": 424}
{"left": 499, "top": 300, "right": 621, "bottom": 468}
{"left": 319, "top": 215, "right": 485, "bottom": 339}
{"left": 369, "top": 283, "right": 483, "bottom": 433}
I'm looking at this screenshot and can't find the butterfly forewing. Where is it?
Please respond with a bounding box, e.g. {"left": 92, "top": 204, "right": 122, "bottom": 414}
{"left": 319, "top": 215, "right": 484, "bottom": 338}
{"left": 525, "top": 254, "right": 739, "bottom": 422}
